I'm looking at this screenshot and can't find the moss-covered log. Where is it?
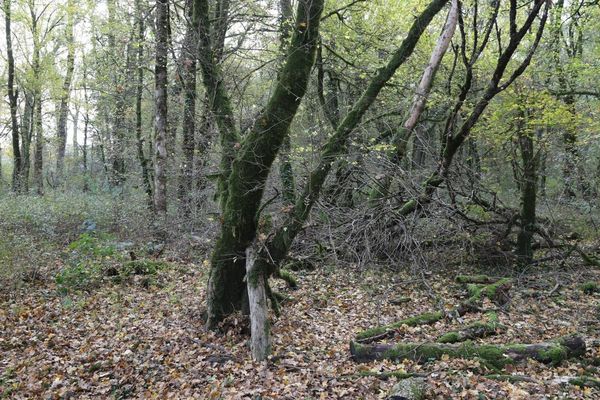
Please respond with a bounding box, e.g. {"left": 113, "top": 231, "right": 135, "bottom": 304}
{"left": 356, "top": 311, "right": 444, "bottom": 343}
{"left": 455, "top": 275, "right": 499, "bottom": 284}
{"left": 350, "top": 335, "right": 585, "bottom": 369}
{"left": 465, "top": 278, "right": 512, "bottom": 306}
{"left": 436, "top": 312, "right": 505, "bottom": 343}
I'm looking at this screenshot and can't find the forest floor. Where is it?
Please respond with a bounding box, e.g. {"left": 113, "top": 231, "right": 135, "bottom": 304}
{"left": 1, "top": 238, "right": 599, "bottom": 399}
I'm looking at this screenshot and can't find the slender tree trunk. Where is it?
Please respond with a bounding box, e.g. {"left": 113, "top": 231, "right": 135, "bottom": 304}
{"left": 56, "top": 0, "right": 75, "bottom": 181}
{"left": 72, "top": 105, "right": 79, "bottom": 161}
{"left": 4, "top": 0, "right": 23, "bottom": 193}
{"left": 21, "top": 93, "right": 34, "bottom": 192}
{"left": 195, "top": 0, "right": 239, "bottom": 209}
{"left": 177, "top": 0, "right": 199, "bottom": 213}
{"left": 134, "top": 0, "right": 153, "bottom": 206}
{"left": 153, "top": 0, "right": 169, "bottom": 220}
{"left": 516, "top": 119, "right": 537, "bottom": 265}
{"left": 205, "top": 0, "right": 325, "bottom": 329}
{"left": 369, "top": 0, "right": 458, "bottom": 201}
{"left": 83, "top": 113, "right": 89, "bottom": 192}
{"left": 33, "top": 90, "right": 44, "bottom": 195}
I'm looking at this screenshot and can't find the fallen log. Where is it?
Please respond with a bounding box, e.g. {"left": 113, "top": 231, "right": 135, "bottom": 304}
{"left": 355, "top": 311, "right": 444, "bottom": 343}
{"left": 455, "top": 275, "right": 499, "bottom": 284}
{"left": 350, "top": 335, "right": 586, "bottom": 369}
{"left": 465, "top": 278, "right": 512, "bottom": 306}
{"left": 436, "top": 312, "right": 505, "bottom": 343}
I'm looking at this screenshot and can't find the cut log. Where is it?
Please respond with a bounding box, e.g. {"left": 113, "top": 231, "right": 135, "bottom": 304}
{"left": 436, "top": 312, "right": 505, "bottom": 343}
{"left": 350, "top": 335, "right": 586, "bottom": 369}
{"left": 387, "top": 377, "right": 427, "bottom": 400}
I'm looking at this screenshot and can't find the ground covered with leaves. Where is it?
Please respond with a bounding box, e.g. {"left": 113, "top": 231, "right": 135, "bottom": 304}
{"left": 1, "top": 234, "right": 599, "bottom": 399}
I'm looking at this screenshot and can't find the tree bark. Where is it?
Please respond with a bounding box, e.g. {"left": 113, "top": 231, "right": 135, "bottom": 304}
{"left": 195, "top": 0, "right": 239, "bottom": 209}
{"left": 4, "top": 0, "right": 23, "bottom": 193}
{"left": 177, "top": 0, "right": 199, "bottom": 213}
{"left": 135, "top": 0, "right": 153, "bottom": 207}
{"left": 205, "top": 0, "right": 325, "bottom": 329}
{"left": 153, "top": 0, "right": 169, "bottom": 219}
{"left": 246, "top": 243, "right": 271, "bottom": 361}
{"left": 56, "top": 0, "right": 76, "bottom": 181}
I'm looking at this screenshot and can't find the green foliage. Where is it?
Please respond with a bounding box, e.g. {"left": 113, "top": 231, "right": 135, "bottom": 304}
{"left": 581, "top": 281, "right": 599, "bottom": 295}
{"left": 68, "top": 233, "right": 115, "bottom": 257}
{"left": 55, "top": 260, "right": 103, "bottom": 293}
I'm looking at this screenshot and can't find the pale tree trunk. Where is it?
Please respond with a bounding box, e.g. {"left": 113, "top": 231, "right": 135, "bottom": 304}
{"left": 153, "top": 0, "right": 169, "bottom": 220}
{"left": 246, "top": 244, "right": 271, "bottom": 361}
{"left": 56, "top": 0, "right": 75, "bottom": 181}
{"left": 72, "top": 105, "right": 80, "bottom": 161}
{"left": 4, "top": 0, "right": 23, "bottom": 193}
{"left": 370, "top": 0, "right": 458, "bottom": 201}
{"left": 31, "top": 6, "right": 44, "bottom": 196}
{"left": 21, "top": 93, "right": 34, "bottom": 192}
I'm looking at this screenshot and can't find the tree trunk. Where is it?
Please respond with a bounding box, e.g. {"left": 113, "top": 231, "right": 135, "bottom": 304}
{"left": 350, "top": 335, "right": 586, "bottom": 368}
{"left": 21, "top": 92, "right": 34, "bottom": 193}
{"left": 369, "top": 0, "right": 458, "bottom": 201}
{"left": 246, "top": 243, "right": 271, "bottom": 361}
{"left": 153, "top": 0, "right": 169, "bottom": 219}
{"left": 56, "top": 0, "right": 75, "bottom": 181}
{"left": 195, "top": 0, "right": 239, "bottom": 209}
{"left": 177, "top": 0, "right": 199, "bottom": 213}
{"left": 516, "top": 118, "right": 538, "bottom": 265}
{"left": 135, "top": 0, "right": 153, "bottom": 206}
{"left": 205, "top": 0, "right": 325, "bottom": 329}
{"left": 4, "top": 0, "right": 23, "bottom": 193}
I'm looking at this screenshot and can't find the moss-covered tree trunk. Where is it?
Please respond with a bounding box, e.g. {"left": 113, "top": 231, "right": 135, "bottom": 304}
{"left": 205, "top": 0, "right": 325, "bottom": 329}
{"left": 516, "top": 114, "right": 538, "bottom": 265}
{"left": 194, "top": 0, "right": 239, "bottom": 209}
{"left": 134, "top": 0, "right": 153, "bottom": 207}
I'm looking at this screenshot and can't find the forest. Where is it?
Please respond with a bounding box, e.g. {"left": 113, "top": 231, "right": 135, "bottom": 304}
{"left": 1, "top": 0, "right": 600, "bottom": 398}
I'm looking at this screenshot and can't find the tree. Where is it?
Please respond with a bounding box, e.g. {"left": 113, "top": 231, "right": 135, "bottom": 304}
{"left": 55, "top": 0, "right": 76, "bottom": 181}
{"left": 153, "top": 0, "right": 169, "bottom": 218}
{"left": 4, "top": 0, "right": 23, "bottom": 193}
{"left": 205, "top": 0, "right": 326, "bottom": 330}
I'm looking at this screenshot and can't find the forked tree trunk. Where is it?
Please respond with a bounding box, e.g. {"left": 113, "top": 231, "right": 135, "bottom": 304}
{"left": 205, "top": 0, "right": 325, "bottom": 329}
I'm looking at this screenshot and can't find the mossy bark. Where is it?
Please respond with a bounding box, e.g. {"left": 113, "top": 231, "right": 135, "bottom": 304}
{"left": 356, "top": 311, "right": 445, "bottom": 343}
{"left": 436, "top": 312, "right": 505, "bottom": 343}
{"left": 350, "top": 335, "right": 585, "bottom": 369}
{"left": 465, "top": 278, "right": 512, "bottom": 306}
{"left": 455, "top": 275, "right": 498, "bottom": 284}
{"left": 205, "top": 0, "right": 325, "bottom": 329}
